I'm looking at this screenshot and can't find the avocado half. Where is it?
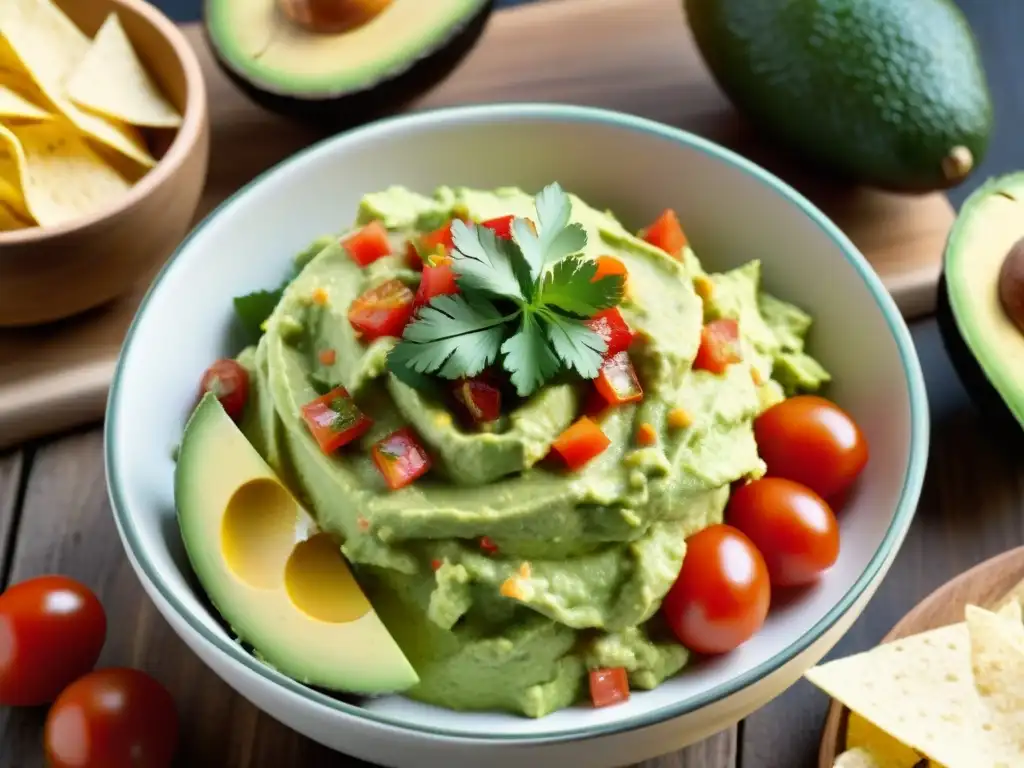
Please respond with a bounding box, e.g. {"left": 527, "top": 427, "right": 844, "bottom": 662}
{"left": 937, "top": 173, "right": 1024, "bottom": 438}
{"left": 203, "top": 0, "right": 494, "bottom": 125}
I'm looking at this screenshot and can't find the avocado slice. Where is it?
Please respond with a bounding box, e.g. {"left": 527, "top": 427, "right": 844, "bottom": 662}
{"left": 938, "top": 173, "right": 1024, "bottom": 436}
{"left": 203, "top": 0, "right": 493, "bottom": 123}
{"left": 684, "top": 0, "right": 993, "bottom": 192}
{"left": 175, "top": 393, "right": 419, "bottom": 694}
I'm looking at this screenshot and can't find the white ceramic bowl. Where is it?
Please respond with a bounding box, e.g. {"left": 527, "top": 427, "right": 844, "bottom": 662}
{"left": 105, "top": 104, "right": 929, "bottom": 768}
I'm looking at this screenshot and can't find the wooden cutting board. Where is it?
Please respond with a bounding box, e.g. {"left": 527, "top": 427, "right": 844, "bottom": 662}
{"left": 0, "top": 0, "right": 956, "bottom": 451}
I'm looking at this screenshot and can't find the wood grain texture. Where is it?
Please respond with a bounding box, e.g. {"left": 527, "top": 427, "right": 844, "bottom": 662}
{"left": 0, "top": 0, "right": 954, "bottom": 450}
{"left": 0, "top": 451, "right": 24, "bottom": 581}
{"left": 631, "top": 728, "right": 736, "bottom": 767}
{"left": 817, "top": 547, "right": 1024, "bottom": 768}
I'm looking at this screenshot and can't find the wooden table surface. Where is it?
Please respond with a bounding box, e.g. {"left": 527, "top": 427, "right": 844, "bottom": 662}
{"left": 2, "top": 0, "right": 1023, "bottom": 766}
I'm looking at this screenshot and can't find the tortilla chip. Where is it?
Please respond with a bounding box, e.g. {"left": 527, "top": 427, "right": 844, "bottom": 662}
{"left": 805, "top": 623, "right": 987, "bottom": 768}
{"left": 0, "top": 120, "right": 129, "bottom": 227}
{"left": 966, "top": 604, "right": 1024, "bottom": 766}
{"left": 0, "top": 84, "right": 50, "bottom": 120}
{"left": 66, "top": 13, "right": 182, "bottom": 128}
{"left": 0, "top": 200, "right": 31, "bottom": 230}
{"left": 846, "top": 712, "right": 927, "bottom": 768}
{"left": 833, "top": 748, "right": 882, "bottom": 767}
{"left": 0, "top": 147, "right": 30, "bottom": 219}
{"left": 0, "top": 0, "right": 155, "bottom": 168}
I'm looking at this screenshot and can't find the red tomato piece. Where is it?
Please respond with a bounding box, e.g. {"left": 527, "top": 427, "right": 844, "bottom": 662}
{"left": 661, "top": 524, "right": 770, "bottom": 655}
{"left": 641, "top": 209, "right": 687, "bottom": 258}
{"left": 754, "top": 395, "right": 868, "bottom": 500}
{"left": 421, "top": 219, "right": 456, "bottom": 255}
{"left": 453, "top": 377, "right": 502, "bottom": 423}
{"left": 589, "top": 668, "right": 630, "bottom": 708}
{"left": 45, "top": 667, "right": 179, "bottom": 768}
{"left": 0, "top": 575, "right": 106, "bottom": 706}
{"left": 593, "top": 255, "right": 628, "bottom": 281}
{"left": 415, "top": 259, "right": 459, "bottom": 307}
{"left": 586, "top": 308, "right": 635, "bottom": 357}
{"left": 552, "top": 417, "right": 611, "bottom": 471}
{"left": 348, "top": 279, "right": 415, "bottom": 340}
{"left": 404, "top": 240, "right": 423, "bottom": 271}
{"left": 480, "top": 215, "right": 516, "bottom": 239}
{"left": 479, "top": 536, "right": 499, "bottom": 555}
{"left": 342, "top": 220, "right": 391, "bottom": 267}
{"left": 199, "top": 358, "right": 249, "bottom": 422}
{"left": 727, "top": 478, "right": 840, "bottom": 587}
{"left": 372, "top": 427, "right": 432, "bottom": 490}
{"left": 693, "top": 319, "right": 742, "bottom": 374}
{"left": 300, "top": 387, "right": 373, "bottom": 454}
{"left": 583, "top": 386, "right": 611, "bottom": 418}
{"left": 595, "top": 351, "right": 644, "bottom": 406}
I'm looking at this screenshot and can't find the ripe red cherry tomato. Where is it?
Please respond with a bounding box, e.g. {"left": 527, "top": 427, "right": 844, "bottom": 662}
{"left": 753, "top": 395, "right": 868, "bottom": 501}
{"left": 45, "top": 668, "right": 179, "bottom": 768}
{"left": 0, "top": 575, "right": 106, "bottom": 706}
{"left": 727, "top": 478, "right": 840, "bottom": 587}
{"left": 661, "top": 524, "right": 770, "bottom": 655}
{"left": 199, "top": 358, "right": 249, "bottom": 422}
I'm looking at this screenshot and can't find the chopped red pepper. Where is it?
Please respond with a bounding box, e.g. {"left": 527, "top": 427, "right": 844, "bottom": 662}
{"left": 693, "top": 318, "right": 742, "bottom": 374}
{"left": 641, "top": 209, "right": 687, "bottom": 258}
{"left": 479, "top": 536, "right": 499, "bottom": 555}
{"left": 586, "top": 308, "right": 634, "bottom": 356}
{"left": 595, "top": 351, "right": 643, "bottom": 406}
{"left": 480, "top": 215, "right": 515, "bottom": 240}
{"left": 371, "top": 427, "right": 432, "bottom": 491}
{"left": 593, "top": 255, "right": 627, "bottom": 282}
{"left": 199, "top": 358, "right": 250, "bottom": 423}
{"left": 453, "top": 376, "right": 502, "bottom": 423}
{"left": 415, "top": 258, "right": 459, "bottom": 307}
{"left": 318, "top": 348, "right": 336, "bottom": 366}
{"left": 421, "top": 219, "right": 456, "bottom": 256}
{"left": 552, "top": 417, "right": 611, "bottom": 471}
{"left": 348, "top": 279, "right": 415, "bottom": 340}
{"left": 342, "top": 220, "right": 392, "bottom": 267}
{"left": 589, "top": 668, "right": 630, "bottom": 708}
{"left": 301, "top": 387, "right": 373, "bottom": 454}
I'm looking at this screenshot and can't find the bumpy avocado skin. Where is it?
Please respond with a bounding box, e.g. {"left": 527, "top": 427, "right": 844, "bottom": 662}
{"left": 203, "top": 2, "right": 493, "bottom": 126}
{"left": 685, "top": 0, "right": 993, "bottom": 192}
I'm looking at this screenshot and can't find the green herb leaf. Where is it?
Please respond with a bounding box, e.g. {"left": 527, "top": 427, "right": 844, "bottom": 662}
{"left": 515, "top": 182, "right": 588, "bottom": 278}
{"left": 233, "top": 288, "right": 284, "bottom": 342}
{"left": 542, "top": 312, "right": 607, "bottom": 379}
{"left": 540, "top": 256, "right": 623, "bottom": 317}
{"left": 450, "top": 220, "right": 529, "bottom": 302}
{"left": 501, "top": 312, "right": 561, "bottom": 396}
{"left": 388, "top": 294, "right": 510, "bottom": 380}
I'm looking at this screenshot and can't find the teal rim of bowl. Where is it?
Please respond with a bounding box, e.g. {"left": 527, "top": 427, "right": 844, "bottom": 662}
{"left": 105, "top": 102, "right": 930, "bottom": 744}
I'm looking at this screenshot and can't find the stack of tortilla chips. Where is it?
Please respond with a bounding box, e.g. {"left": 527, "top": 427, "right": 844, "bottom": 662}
{"left": 0, "top": 0, "right": 183, "bottom": 231}
{"left": 806, "top": 591, "right": 1024, "bottom": 768}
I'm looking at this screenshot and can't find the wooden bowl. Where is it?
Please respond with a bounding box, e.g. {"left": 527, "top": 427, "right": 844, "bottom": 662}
{"left": 0, "top": 0, "right": 209, "bottom": 328}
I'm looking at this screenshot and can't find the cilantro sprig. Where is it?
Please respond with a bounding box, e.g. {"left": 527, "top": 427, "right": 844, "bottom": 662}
{"left": 387, "top": 183, "right": 625, "bottom": 396}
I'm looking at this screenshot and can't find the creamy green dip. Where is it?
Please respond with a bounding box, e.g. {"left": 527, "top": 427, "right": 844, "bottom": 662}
{"left": 236, "top": 186, "right": 829, "bottom": 717}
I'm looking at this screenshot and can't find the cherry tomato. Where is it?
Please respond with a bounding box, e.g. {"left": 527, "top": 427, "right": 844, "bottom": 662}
{"left": 199, "top": 358, "right": 249, "bottom": 422}
{"left": 0, "top": 575, "right": 106, "bottom": 706}
{"left": 727, "top": 478, "right": 839, "bottom": 587}
{"left": 754, "top": 395, "right": 868, "bottom": 501}
{"left": 45, "top": 668, "right": 178, "bottom": 768}
{"left": 661, "top": 524, "right": 770, "bottom": 655}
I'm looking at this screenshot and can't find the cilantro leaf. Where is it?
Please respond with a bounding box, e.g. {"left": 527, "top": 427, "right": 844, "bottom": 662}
{"left": 388, "top": 294, "right": 510, "bottom": 380}
{"left": 233, "top": 287, "right": 284, "bottom": 342}
{"left": 540, "top": 256, "right": 624, "bottom": 317}
{"left": 501, "top": 312, "right": 561, "bottom": 396}
{"left": 542, "top": 312, "right": 606, "bottom": 379}
{"left": 450, "top": 220, "right": 528, "bottom": 302}
{"left": 515, "top": 182, "right": 588, "bottom": 278}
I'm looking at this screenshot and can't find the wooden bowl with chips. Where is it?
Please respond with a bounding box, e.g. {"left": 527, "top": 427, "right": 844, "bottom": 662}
{"left": 0, "top": 0, "right": 209, "bottom": 327}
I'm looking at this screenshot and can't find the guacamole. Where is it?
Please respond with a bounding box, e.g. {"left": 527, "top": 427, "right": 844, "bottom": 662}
{"left": 234, "top": 186, "right": 829, "bottom": 717}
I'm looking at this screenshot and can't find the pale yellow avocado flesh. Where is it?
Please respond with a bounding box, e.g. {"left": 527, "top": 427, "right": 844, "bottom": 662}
{"left": 206, "top": 0, "right": 488, "bottom": 95}
{"left": 175, "top": 393, "right": 419, "bottom": 694}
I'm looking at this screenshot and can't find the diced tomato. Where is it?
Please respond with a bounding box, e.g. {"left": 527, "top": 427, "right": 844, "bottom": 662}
{"left": 693, "top": 318, "right": 742, "bottom": 374}
{"left": 372, "top": 427, "right": 432, "bottom": 490}
{"left": 593, "top": 255, "right": 627, "bottom": 281}
{"left": 453, "top": 377, "right": 502, "bottom": 423}
{"left": 586, "top": 308, "right": 634, "bottom": 356}
{"left": 405, "top": 240, "right": 423, "bottom": 271}
{"left": 641, "top": 209, "right": 687, "bottom": 258}
{"left": 301, "top": 387, "right": 373, "bottom": 454}
{"left": 552, "top": 417, "right": 611, "bottom": 471}
{"left": 595, "top": 351, "right": 643, "bottom": 406}
{"left": 199, "top": 358, "right": 249, "bottom": 422}
{"left": 342, "top": 220, "right": 391, "bottom": 267}
{"left": 583, "top": 387, "right": 610, "bottom": 418}
{"left": 480, "top": 215, "right": 515, "bottom": 240}
{"left": 348, "top": 279, "right": 415, "bottom": 340}
{"left": 589, "top": 668, "right": 630, "bottom": 708}
{"left": 479, "top": 536, "right": 499, "bottom": 555}
{"left": 431, "top": 559, "right": 443, "bottom": 571}
{"left": 421, "top": 219, "right": 456, "bottom": 255}
{"left": 415, "top": 259, "right": 459, "bottom": 307}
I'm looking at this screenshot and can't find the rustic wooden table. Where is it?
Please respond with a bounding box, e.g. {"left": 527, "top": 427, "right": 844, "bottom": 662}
{"left": 1, "top": 0, "right": 1022, "bottom": 766}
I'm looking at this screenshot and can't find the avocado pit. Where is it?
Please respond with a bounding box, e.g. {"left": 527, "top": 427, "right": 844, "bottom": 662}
{"left": 998, "top": 237, "right": 1024, "bottom": 334}
{"left": 277, "top": 0, "right": 393, "bottom": 34}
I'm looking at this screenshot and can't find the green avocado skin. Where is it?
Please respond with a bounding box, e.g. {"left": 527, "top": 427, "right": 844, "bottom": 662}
{"left": 685, "top": 0, "right": 993, "bottom": 191}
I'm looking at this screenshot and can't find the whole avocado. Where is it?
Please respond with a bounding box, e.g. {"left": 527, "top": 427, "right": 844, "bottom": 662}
{"left": 685, "top": 0, "right": 993, "bottom": 192}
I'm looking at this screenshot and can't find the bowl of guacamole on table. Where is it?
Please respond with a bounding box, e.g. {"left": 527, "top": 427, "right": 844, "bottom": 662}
{"left": 105, "top": 105, "right": 928, "bottom": 768}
